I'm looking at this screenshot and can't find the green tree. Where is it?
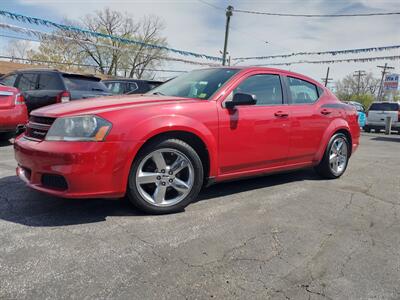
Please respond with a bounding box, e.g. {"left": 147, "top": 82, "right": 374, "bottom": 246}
{"left": 349, "top": 93, "right": 374, "bottom": 109}
{"left": 335, "top": 72, "right": 379, "bottom": 101}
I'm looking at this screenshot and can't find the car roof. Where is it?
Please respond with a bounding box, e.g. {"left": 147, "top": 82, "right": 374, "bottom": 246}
{"left": 102, "top": 79, "right": 163, "bottom": 83}
{"left": 11, "top": 68, "right": 101, "bottom": 80}
{"left": 191, "top": 66, "right": 323, "bottom": 87}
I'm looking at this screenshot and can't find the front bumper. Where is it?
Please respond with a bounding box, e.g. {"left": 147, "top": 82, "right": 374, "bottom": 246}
{"left": 14, "top": 136, "right": 142, "bottom": 199}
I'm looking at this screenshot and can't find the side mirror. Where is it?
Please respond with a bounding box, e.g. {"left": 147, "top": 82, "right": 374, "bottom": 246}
{"left": 225, "top": 93, "right": 257, "bottom": 109}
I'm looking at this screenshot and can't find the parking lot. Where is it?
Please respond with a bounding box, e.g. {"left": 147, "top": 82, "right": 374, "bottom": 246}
{"left": 0, "top": 133, "right": 399, "bottom": 299}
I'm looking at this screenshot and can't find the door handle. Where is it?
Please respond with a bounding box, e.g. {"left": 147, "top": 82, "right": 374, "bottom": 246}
{"left": 320, "top": 109, "right": 332, "bottom": 115}
{"left": 274, "top": 111, "right": 289, "bottom": 118}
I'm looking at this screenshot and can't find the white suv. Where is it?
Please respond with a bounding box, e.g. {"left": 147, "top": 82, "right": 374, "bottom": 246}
{"left": 364, "top": 102, "right": 400, "bottom": 133}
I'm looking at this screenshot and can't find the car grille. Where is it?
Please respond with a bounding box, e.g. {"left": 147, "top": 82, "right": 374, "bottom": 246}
{"left": 25, "top": 116, "right": 55, "bottom": 141}
{"left": 41, "top": 174, "right": 68, "bottom": 190}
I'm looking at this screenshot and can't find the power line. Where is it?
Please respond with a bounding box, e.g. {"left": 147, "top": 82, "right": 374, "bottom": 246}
{"left": 234, "top": 8, "right": 400, "bottom": 17}
{"left": 197, "top": 1, "right": 270, "bottom": 47}
{"left": 196, "top": 0, "right": 223, "bottom": 10}
{"left": 0, "top": 33, "right": 39, "bottom": 42}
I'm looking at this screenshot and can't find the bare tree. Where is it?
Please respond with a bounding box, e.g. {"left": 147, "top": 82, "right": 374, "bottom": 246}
{"left": 27, "top": 8, "right": 167, "bottom": 78}
{"left": 6, "top": 40, "right": 33, "bottom": 62}
{"left": 120, "top": 16, "right": 167, "bottom": 79}
{"left": 335, "top": 72, "right": 380, "bottom": 101}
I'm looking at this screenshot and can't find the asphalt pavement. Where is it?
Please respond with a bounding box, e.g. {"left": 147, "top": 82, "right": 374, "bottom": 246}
{"left": 0, "top": 133, "right": 399, "bottom": 299}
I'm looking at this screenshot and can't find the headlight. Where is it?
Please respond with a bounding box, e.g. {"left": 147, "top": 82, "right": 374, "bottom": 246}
{"left": 46, "top": 115, "right": 112, "bottom": 141}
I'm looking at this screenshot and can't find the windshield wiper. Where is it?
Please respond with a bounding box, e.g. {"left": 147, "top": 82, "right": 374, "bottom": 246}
{"left": 152, "top": 91, "right": 165, "bottom": 96}
{"left": 92, "top": 88, "right": 105, "bottom": 92}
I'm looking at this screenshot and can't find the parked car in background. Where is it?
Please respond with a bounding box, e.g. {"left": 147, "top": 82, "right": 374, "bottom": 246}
{"left": 364, "top": 101, "right": 400, "bottom": 133}
{"left": 0, "top": 84, "right": 28, "bottom": 141}
{"left": 0, "top": 69, "right": 111, "bottom": 113}
{"left": 14, "top": 67, "right": 360, "bottom": 214}
{"left": 102, "top": 79, "right": 163, "bottom": 95}
{"left": 345, "top": 101, "right": 366, "bottom": 128}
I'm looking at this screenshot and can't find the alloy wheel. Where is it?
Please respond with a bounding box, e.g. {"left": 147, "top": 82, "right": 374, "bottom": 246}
{"left": 135, "top": 148, "right": 194, "bottom": 207}
{"left": 329, "top": 137, "right": 348, "bottom": 176}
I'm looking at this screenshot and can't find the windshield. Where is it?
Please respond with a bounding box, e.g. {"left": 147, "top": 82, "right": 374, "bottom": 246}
{"left": 148, "top": 68, "right": 239, "bottom": 100}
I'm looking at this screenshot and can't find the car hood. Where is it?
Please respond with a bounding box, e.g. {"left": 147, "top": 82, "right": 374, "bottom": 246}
{"left": 31, "top": 94, "right": 200, "bottom": 118}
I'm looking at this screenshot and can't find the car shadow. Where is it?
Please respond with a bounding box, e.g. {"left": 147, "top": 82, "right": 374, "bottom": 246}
{"left": 371, "top": 136, "right": 400, "bottom": 143}
{"left": 0, "top": 139, "right": 12, "bottom": 147}
{"left": 0, "top": 169, "right": 320, "bottom": 227}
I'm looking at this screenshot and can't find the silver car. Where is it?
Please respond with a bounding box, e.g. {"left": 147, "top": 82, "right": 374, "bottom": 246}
{"left": 364, "top": 102, "right": 400, "bottom": 133}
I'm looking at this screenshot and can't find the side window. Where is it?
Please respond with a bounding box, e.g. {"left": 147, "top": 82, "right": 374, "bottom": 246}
{"left": 233, "top": 74, "right": 283, "bottom": 106}
{"left": 128, "top": 82, "right": 138, "bottom": 92}
{"left": 17, "top": 73, "right": 38, "bottom": 92}
{"left": 288, "top": 77, "right": 319, "bottom": 104}
{"left": 106, "top": 82, "right": 123, "bottom": 94}
{"left": 38, "top": 74, "right": 64, "bottom": 90}
{"left": 0, "top": 74, "right": 18, "bottom": 87}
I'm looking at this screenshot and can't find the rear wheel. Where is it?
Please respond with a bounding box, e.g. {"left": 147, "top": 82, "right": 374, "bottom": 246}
{"left": 363, "top": 126, "right": 371, "bottom": 133}
{"left": 315, "top": 133, "right": 349, "bottom": 179}
{"left": 127, "top": 138, "right": 204, "bottom": 214}
{"left": 0, "top": 132, "right": 14, "bottom": 142}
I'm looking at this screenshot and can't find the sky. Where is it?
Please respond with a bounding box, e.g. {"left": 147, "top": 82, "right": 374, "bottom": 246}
{"left": 0, "top": 0, "right": 400, "bottom": 84}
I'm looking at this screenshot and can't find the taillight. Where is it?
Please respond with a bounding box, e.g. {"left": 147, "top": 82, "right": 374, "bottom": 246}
{"left": 15, "top": 93, "right": 25, "bottom": 105}
{"left": 57, "top": 91, "right": 71, "bottom": 103}
{"left": 398, "top": 110, "right": 400, "bottom": 122}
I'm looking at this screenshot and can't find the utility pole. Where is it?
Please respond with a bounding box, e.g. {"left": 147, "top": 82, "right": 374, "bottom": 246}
{"left": 222, "top": 5, "right": 233, "bottom": 66}
{"left": 321, "top": 67, "right": 333, "bottom": 87}
{"left": 353, "top": 70, "right": 366, "bottom": 95}
{"left": 377, "top": 63, "right": 395, "bottom": 101}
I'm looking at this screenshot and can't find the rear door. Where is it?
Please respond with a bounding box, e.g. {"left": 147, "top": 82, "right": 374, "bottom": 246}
{"left": 285, "top": 76, "right": 336, "bottom": 163}
{"left": 17, "top": 72, "right": 66, "bottom": 112}
{"left": 367, "top": 102, "right": 399, "bottom": 125}
{"left": 15, "top": 72, "right": 40, "bottom": 112}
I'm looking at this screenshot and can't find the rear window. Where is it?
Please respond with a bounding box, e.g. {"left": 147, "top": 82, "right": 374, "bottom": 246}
{"left": 38, "top": 73, "right": 64, "bottom": 90}
{"left": 0, "top": 74, "right": 18, "bottom": 87}
{"left": 369, "top": 103, "right": 399, "bottom": 111}
{"left": 63, "top": 76, "right": 108, "bottom": 92}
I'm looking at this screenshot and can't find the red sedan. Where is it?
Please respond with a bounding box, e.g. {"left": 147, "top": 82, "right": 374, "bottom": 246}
{"left": 14, "top": 67, "right": 360, "bottom": 214}
{"left": 0, "top": 84, "right": 28, "bottom": 141}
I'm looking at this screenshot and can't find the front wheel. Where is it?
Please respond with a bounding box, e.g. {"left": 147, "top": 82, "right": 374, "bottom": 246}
{"left": 0, "top": 132, "right": 14, "bottom": 142}
{"left": 315, "top": 133, "right": 350, "bottom": 179}
{"left": 127, "top": 138, "right": 204, "bottom": 214}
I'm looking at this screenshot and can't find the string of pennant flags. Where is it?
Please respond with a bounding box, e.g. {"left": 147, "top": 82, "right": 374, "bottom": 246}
{"left": 0, "top": 10, "right": 223, "bottom": 62}
{"left": 233, "top": 45, "right": 400, "bottom": 61}
{"left": 0, "top": 9, "right": 399, "bottom": 67}
{"left": 255, "top": 55, "right": 400, "bottom": 66}
{"left": 0, "top": 23, "right": 220, "bottom": 67}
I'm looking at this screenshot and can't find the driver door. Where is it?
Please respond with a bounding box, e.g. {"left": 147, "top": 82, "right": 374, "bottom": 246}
{"left": 217, "top": 72, "right": 290, "bottom": 176}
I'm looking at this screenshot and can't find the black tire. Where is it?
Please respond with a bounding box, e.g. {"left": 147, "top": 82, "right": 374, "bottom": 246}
{"left": 127, "top": 138, "right": 204, "bottom": 214}
{"left": 315, "top": 133, "right": 350, "bottom": 179}
{"left": 0, "top": 132, "right": 14, "bottom": 142}
{"left": 363, "top": 126, "right": 371, "bottom": 133}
